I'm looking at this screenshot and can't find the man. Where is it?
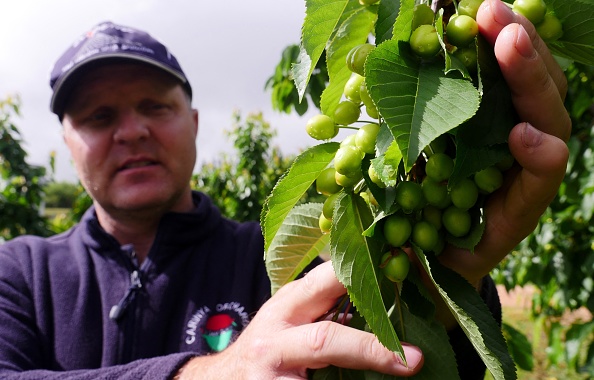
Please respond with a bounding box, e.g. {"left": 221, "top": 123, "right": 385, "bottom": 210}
{"left": 0, "top": 0, "right": 570, "bottom": 378}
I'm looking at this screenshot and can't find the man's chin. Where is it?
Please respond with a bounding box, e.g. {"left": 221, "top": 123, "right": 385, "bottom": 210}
{"left": 98, "top": 191, "right": 172, "bottom": 213}
{"left": 107, "top": 187, "right": 193, "bottom": 214}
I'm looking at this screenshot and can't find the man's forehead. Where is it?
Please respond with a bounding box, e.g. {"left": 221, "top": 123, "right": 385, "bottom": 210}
{"left": 64, "top": 63, "right": 182, "bottom": 113}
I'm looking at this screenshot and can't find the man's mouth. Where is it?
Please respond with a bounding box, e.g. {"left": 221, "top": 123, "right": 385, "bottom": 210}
{"left": 119, "top": 160, "right": 157, "bottom": 171}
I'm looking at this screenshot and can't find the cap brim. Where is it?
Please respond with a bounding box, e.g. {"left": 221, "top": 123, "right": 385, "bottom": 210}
{"left": 50, "top": 53, "right": 191, "bottom": 117}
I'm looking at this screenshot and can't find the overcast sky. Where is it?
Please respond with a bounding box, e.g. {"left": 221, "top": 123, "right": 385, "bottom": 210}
{"left": 0, "top": 0, "right": 320, "bottom": 182}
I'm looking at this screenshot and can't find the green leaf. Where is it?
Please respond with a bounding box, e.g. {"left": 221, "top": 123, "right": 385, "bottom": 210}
{"left": 366, "top": 40, "right": 480, "bottom": 171}
{"left": 313, "top": 366, "right": 365, "bottom": 380}
{"left": 400, "top": 268, "right": 436, "bottom": 321}
{"left": 376, "top": 122, "right": 395, "bottom": 154}
{"left": 330, "top": 192, "right": 405, "bottom": 362}
{"left": 321, "top": 6, "right": 378, "bottom": 116}
{"left": 450, "top": 143, "right": 510, "bottom": 187}
{"left": 375, "top": 0, "right": 401, "bottom": 44}
{"left": 266, "top": 203, "right": 330, "bottom": 294}
{"left": 547, "top": 0, "right": 594, "bottom": 66}
{"left": 455, "top": 36, "right": 516, "bottom": 154}
{"left": 261, "top": 142, "right": 339, "bottom": 253}
{"left": 391, "top": 0, "right": 414, "bottom": 42}
{"left": 293, "top": 0, "right": 361, "bottom": 100}
{"left": 414, "top": 251, "right": 517, "bottom": 380}
{"left": 387, "top": 301, "right": 461, "bottom": 380}
{"left": 371, "top": 151, "right": 400, "bottom": 187}
{"left": 502, "top": 322, "right": 534, "bottom": 372}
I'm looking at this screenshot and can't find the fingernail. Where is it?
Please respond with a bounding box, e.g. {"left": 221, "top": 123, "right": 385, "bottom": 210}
{"left": 515, "top": 25, "right": 536, "bottom": 59}
{"left": 490, "top": 0, "right": 515, "bottom": 27}
{"left": 521, "top": 122, "right": 543, "bottom": 148}
{"left": 400, "top": 344, "right": 424, "bottom": 371}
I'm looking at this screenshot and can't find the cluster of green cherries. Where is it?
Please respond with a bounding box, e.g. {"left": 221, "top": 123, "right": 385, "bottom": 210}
{"left": 308, "top": 49, "right": 510, "bottom": 283}
{"left": 410, "top": 0, "right": 563, "bottom": 65}
{"left": 306, "top": 0, "right": 555, "bottom": 284}
{"left": 315, "top": 130, "right": 509, "bottom": 283}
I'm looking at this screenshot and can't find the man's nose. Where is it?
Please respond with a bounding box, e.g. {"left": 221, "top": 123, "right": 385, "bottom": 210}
{"left": 113, "top": 111, "right": 150, "bottom": 143}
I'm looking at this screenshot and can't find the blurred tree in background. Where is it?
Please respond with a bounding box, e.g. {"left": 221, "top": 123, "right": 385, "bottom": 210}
{"left": 44, "top": 181, "right": 79, "bottom": 208}
{"left": 193, "top": 111, "right": 322, "bottom": 222}
{"left": 265, "top": 45, "right": 328, "bottom": 116}
{"left": 0, "top": 96, "right": 51, "bottom": 241}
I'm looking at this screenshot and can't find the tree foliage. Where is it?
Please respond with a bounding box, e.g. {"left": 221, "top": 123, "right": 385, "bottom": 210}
{"left": 265, "top": 45, "right": 329, "bottom": 116}
{"left": 0, "top": 96, "right": 51, "bottom": 240}
{"left": 193, "top": 111, "right": 322, "bottom": 222}
{"left": 43, "top": 181, "right": 80, "bottom": 208}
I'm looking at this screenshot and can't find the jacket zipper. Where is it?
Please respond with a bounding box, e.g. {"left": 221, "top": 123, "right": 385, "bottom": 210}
{"left": 109, "top": 269, "right": 143, "bottom": 320}
{"left": 110, "top": 246, "right": 144, "bottom": 363}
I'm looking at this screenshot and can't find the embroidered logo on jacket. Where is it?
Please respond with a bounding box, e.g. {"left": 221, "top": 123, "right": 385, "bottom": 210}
{"left": 185, "top": 302, "right": 250, "bottom": 353}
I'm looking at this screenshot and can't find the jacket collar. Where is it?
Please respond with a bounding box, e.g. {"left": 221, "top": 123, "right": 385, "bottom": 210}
{"left": 80, "top": 191, "right": 223, "bottom": 258}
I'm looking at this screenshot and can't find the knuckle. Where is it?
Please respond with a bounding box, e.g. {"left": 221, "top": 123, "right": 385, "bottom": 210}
{"left": 243, "top": 335, "right": 281, "bottom": 369}
{"left": 530, "top": 61, "right": 554, "bottom": 95}
{"left": 360, "top": 336, "right": 387, "bottom": 362}
{"left": 275, "top": 266, "right": 322, "bottom": 301}
{"left": 306, "top": 321, "right": 333, "bottom": 354}
{"left": 247, "top": 336, "right": 270, "bottom": 358}
{"left": 273, "top": 279, "right": 299, "bottom": 299}
{"left": 302, "top": 267, "right": 322, "bottom": 296}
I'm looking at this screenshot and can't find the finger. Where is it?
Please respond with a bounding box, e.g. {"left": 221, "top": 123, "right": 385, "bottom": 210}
{"left": 264, "top": 261, "right": 347, "bottom": 324}
{"left": 439, "top": 123, "right": 569, "bottom": 282}
{"left": 276, "top": 321, "right": 424, "bottom": 376}
{"left": 477, "top": 0, "right": 567, "bottom": 96}
{"left": 494, "top": 23, "right": 571, "bottom": 141}
{"left": 486, "top": 122, "right": 569, "bottom": 250}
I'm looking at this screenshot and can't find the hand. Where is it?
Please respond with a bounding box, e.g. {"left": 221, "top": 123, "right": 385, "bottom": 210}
{"left": 438, "top": 0, "right": 570, "bottom": 287}
{"left": 176, "top": 261, "right": 424, "bottom": 379}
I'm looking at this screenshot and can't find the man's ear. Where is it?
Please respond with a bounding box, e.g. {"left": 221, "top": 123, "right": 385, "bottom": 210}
{"left": 192, "top": 109, "right": 199, "bottom": 136}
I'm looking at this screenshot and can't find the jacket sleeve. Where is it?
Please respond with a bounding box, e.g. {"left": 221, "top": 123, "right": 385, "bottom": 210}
{"left": 0, "top": 245, "right": 195, "bottom": 380}
{"left": 0, "top": 354, "right": 196, "bottom": 380}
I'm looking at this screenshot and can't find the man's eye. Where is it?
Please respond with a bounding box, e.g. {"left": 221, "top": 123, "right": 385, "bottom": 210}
{"left": 84, "top": 111, "right": 112, "bottom": 125}
{"left": 91, "top": 112, "right": 110, "bottom": 121}
{"left": 149, "top": 103, "right": 169, "bottom": 112}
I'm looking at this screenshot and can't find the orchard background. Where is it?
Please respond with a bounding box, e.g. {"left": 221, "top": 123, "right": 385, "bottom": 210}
{"left": 0, "top": 0, "right": 593, "bottom": 378}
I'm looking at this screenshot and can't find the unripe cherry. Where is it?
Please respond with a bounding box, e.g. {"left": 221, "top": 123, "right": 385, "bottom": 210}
{"left": 380, "top": 250, "right": 410, "bottom": 283}
{"left": 383, "top": 214, "right": 412, "bottom": 247}
{"left": 355, "top": 123, "right": 380, "bottom": 154}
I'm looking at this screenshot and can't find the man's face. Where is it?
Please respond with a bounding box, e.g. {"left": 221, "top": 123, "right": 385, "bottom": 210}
{"left": 61, "top": 63, "right": 199, "bottom": 216}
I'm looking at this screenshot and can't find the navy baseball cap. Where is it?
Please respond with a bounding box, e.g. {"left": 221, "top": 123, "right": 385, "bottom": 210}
{"left": 49, "top": 21, "right": 192, "bottom": 117}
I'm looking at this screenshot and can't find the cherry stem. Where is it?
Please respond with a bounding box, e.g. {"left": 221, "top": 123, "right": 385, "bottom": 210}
{"left": 316, "top": 294, "right": 351, "bottom": 323}
{"left": 341, "top": 302, "right": 352, "bottom": 325}
{"left": 395, "top": 281, "right": 406, "bottom": 341}
{"left": 352, "top": 120, "right": 379, "bottom": 125}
